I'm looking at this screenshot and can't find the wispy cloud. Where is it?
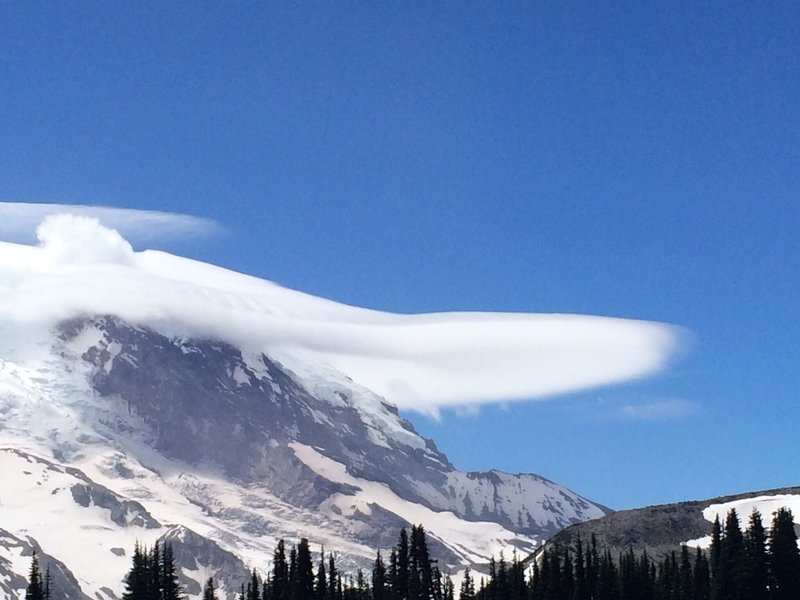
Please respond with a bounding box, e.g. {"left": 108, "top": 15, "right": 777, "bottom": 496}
{"left": 0, "top": 201, "right": 223, "bottom": 245}
{"left": 613, "top": 398, "right": 699, "bottom": 422}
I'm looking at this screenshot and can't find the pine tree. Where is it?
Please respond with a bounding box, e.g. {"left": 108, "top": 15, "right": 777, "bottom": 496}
{"left": 709, "top": 516, "right": 722, "bottom": 600}
{"left": 317, "top": 551, "right": 328, "bottom": 600}
{"left": 25, "top": 552, "right": 44, "bottom": 600}
{"left": 587, "top": 534, "right": 600, "bottom": 600}
{"left": 769, "top": 507, "right": 800, "bottom": 600}
{"left": 742, "top": 509, "right": 768, "bottom": 600}
{"left": 494, "top": 552, "right": 509, "bottom": 600}
{"left": 295, "top": 538, "right": 315, "bottom": 600}
{"left": 508, "top": 551, "right": 525, "bottom": 600}
{"left": 573, "top": 537, "right": 587, "bottom": 600}
{"left": 161, "top": 542, "right": 184, "bottom": 600}
{"left": 692, "top": 548, "right": 710, "bottom": 600}
{"left": 722, "top": 508, "right": 745, "bottom": 600}
{"left": 203, "top": 577, "right": 219, "bottom": 600}
{"left": 356, "top": 569, "right": 369, "bottom": 600}
{"left": 147, "top": 543, "right": 161, "bottom": 600}
{"left": 248, "top": 569, "right": 262, "bottom": 600}
{"left": 395, "top": 529, "right": 409, "bottom": 600}
{"left": 560, "top": 548, "right": 573, "bottom": 600}
{"left": 372, "top": 550, "right": 387, "bottom": 600}
{"left": 459, "top": 567, "right": 475, "bottom": 600}
{"left": 123, "top": 542, "right": 150, "bottom": 600}
{"left": 273, "top": 540, "right": 290, "bottom": 600}
{"left": 328, "top": 554, "right": 340, "bottom": 600}
{"left": 678, "top": 545, "right": 693, "bottom": 600}
{"left": 408, "top": 525, "right": 433, "bottom": 600}
{"left": 289, "top": 547, "right": 299, "bottom": 600}
{"left": 43, "top": 563, "right": 52, "bottom": 600}
{"left": 595, "top": 550, "right": 619, "bottom": 600}
{"left": 529, "top": 560, "right": 542, "bottom": 600}
{"left": 443, "top": 576, "right": 455, "bottom": 600}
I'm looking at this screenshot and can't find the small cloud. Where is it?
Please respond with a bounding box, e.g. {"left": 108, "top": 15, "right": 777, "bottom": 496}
{"left": 452, "top": 405, "right": 481, "bottom": 418}
{"left": 0, "top": 201, "right": 223, "bottom": 245}
{"left": 37, "top": 215, "right": 135, "bottom": 266}
{"left": 614, "top": 398, "right": 699, "bottom": 422}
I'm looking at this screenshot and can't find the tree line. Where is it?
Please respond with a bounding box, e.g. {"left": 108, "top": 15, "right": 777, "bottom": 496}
{"left": 22, "top": 507, "right": 800, "bottom": 600}
{"left": 523, "top": 506, "right": 800, "bottom": 600}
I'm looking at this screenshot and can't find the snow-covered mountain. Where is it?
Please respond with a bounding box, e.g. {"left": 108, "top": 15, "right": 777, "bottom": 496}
{"left": 0, "top": 215, "right": 675, "bottom": 599}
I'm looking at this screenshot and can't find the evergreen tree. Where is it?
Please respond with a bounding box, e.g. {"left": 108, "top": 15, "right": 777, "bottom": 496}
{"left": 459, "top": 567, "right": 475, "bottom": 600}
{"left": 486, "top": 558, "right": 496, "bottom": 600}
{"left": 328, "top": 554, "right": 340, "bottom": 600}
{"left": 573, "top": 537, "right": 587, "bottom": 600}
{"left": 317, "top": 551, "right": 328, "bottom": 600}
{"left": 709, "top": 516, "right": 722, "bottom": 600}
{"left": 742, "top": 509, "right": 768, "bottom": 600}
{"left": 395, "top": 529, "right": 410, "bottom": 600}
{"left": 408, "top": 525, "right": 433, "bottom": 600}
{"left": 247, "top": 569, "right": 262, "bottom": 600}
{"left": 388, "top": 549, "right": 398, "bottom": 600}
{"left": 769, "top": 507, "right": 800, "bottom": 600}
{"left": 203, "top": 577, "right": 219, "bottom": 600}
{"left": 678, "top": 545, "right": 693, "bottom": 600}
{"left": 289, "top": 547, "right": 298, "bottom": 600}
{"left": 123, "top": 542, "right": 150, "bottom": 600}
{"left": 44, "top": 563, "right": 52, "bottom": 600}
{"left": 723, "top": 508, "right": 745, "bottom": 600}
{"left": 508, "top": 551, "right": 525, "bottom": 600}
{"left": 162, "top": 542, "right": 184, "bottom": 600}
{"left": 595, "top": 550, "right": 619, "bottom": 600}
{"left": 618, "top": 548, "right": 639, "bottom": 600}
{"left": 529, "top": 560, "right": 542, "bottom": 600}
{"left": 295, "top": 539, "right": 315, "bottom": 600}
{"left": 559, "top": 548, "right": 573, "bottom": 600}
{"left": 587, "top": 534, "right": 600, "bottom": 600}
{"left": 273, "top": 540, "right": 290, "bottom": 600}
{"left": 443, "top": 576, "right": 455, "bottom": 600}
{"left": 25, "top": 552, "right": 44, "bottom": 600}
{"left": 692, "top": 548, "right": 710, "bottom": 600}
{"left": 356, "top": 569, "right": 369, "bottom": 600}
{"left": 494, "top": 552, "right": 509, "bottom": 600}
{"left": 372, "top": 550, "right": 387, "bottom": 600}
{"left": 147, "top": 543, "right": 161, "bottom": 600}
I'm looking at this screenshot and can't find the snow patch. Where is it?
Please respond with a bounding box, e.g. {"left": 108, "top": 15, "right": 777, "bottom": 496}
{"left": 289, "top": 442, "right": 538, "bottom": 563}
{"left": 685, "top": 494, "right": 800, "bottom": 549}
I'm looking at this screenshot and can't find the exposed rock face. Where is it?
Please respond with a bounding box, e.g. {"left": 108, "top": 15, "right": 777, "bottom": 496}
{"left": 70, "top": 483, "right": 160, "bottom": 529}
{"left": 70, "top": 316, "right": 606, "bottom": 539}
{"left": 159, "top": 526, "right": 251, "bottom": 598}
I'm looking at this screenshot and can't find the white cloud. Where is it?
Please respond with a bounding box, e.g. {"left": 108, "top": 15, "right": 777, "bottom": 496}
{"left": 0, "top": 201, "right": 222, "bottom": 244}
{"left": 36, "top": 215, "right": 135, "bottom": 266}
{"left": 615, "top": 399, "right": 698, "bottom": 422}
{"left": 0, "top": 216, "right": 686, "bottom": 413}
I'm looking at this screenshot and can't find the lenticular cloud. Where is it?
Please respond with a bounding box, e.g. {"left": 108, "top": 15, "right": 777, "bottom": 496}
{"left": 0, "top": 215, "right": 683, "bottom": 412}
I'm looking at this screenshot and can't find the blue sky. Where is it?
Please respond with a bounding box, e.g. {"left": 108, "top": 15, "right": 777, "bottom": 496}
{"left": 1, "top": 2, "right": 799, "bottom": 509}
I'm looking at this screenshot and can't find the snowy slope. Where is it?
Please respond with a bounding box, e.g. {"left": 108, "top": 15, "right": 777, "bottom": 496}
{"left": 685, "top": 494, "right": 800, "bottom": 549}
